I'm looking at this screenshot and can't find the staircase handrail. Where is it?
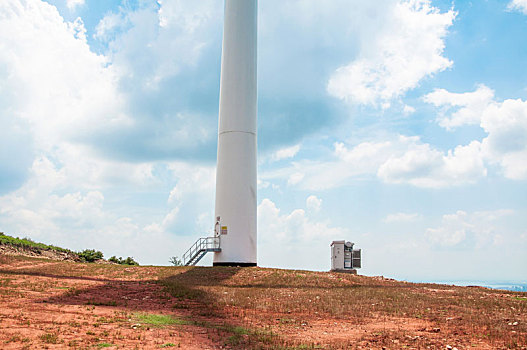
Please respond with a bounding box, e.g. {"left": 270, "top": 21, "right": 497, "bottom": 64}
{"left": 182, "top": 236, "right": 220, "bottom": 265}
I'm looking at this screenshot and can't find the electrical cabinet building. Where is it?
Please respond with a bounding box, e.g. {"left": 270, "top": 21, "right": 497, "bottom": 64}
{"left": 331, "top": 240, "right": 361, "bottom": 273}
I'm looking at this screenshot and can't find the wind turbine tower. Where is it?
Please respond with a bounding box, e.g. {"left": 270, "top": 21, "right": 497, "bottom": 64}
{"left": 213, "top": 0, "right": 258, "bottom": 266}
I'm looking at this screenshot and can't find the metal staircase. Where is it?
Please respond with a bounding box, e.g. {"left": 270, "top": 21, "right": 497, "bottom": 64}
{"left": 182, "top": 236, "right": 221, "bottom": 266}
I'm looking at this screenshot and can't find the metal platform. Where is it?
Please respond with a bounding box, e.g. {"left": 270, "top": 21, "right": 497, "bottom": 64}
{"left": 182, "top": 237, "right": 221, "bottom": 266}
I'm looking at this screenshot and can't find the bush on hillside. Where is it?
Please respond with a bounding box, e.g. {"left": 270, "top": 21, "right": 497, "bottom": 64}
{"left": 78, "top": 249, "right": 104, "bottom": 263}
{"left": 109, "top": 256, "right": 139, "bottom": 266}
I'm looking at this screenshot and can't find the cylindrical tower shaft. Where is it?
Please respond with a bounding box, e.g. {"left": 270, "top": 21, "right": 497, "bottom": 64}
{"left": 213, "top": 0, "right": 257, "bottom": 266}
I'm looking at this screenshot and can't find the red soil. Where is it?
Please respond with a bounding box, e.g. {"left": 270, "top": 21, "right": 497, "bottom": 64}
{"left": 0, "top": 255, "right": 525, "bottom": 349}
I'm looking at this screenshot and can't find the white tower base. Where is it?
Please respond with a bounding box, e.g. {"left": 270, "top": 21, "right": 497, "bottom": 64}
{"left": 213, "top": 0, "right": 258, "bottom": 267}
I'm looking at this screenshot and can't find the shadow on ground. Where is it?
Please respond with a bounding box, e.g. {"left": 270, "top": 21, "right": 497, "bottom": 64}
{"left": 0, "top": 262, "right": 271, "bottom": 348}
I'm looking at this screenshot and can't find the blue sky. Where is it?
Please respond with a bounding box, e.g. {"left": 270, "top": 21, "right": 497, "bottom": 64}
{"left": 1, "top": 0, "right": 526, "bottom": 282}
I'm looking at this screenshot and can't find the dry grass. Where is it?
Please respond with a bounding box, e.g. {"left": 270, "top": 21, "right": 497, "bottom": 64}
{"left": 159, "top": 267, "right": 527, "bottom": 348}
{"left": 0, "top": 255, "right": 526, "bottom": 349}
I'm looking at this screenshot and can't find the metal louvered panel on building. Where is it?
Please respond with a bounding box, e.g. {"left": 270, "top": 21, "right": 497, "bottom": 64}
{"left": 352, "top": 249, "right": 361, "bottom": 269}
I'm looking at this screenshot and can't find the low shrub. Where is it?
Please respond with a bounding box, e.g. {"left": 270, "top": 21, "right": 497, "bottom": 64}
{"left": 108, "top": 256, "right": 139, "bottom": 266}
{"left": 78, "top": 249, "right": 104, "bottom": 263}
{"left": 169, "top": 256, "right": 183, "bottom": 266}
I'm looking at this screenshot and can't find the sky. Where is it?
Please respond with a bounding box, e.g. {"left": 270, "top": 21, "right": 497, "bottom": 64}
{"left": 0, "top": 0, "right": 526, "bottom": 282}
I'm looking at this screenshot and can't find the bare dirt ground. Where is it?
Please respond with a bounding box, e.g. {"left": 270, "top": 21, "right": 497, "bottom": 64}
{"left": 0, "top": 254, "right": 526, "bottom": 349}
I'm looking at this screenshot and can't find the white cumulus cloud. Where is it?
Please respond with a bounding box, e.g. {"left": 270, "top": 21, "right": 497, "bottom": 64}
{"left": 0, "top": 0, "right": 126, "bottom": 152}
{"left": 66, "top": 0, "right": 84, "bottom": 11}
{"left": 424, "top": 85, "right": 527, "bottom": 180}
{"left": 269, "top": 144, "right": 301, "bottom": 162}
{"left": 258, "top": 198, "right": 347, "bottom": 243}
{"left": 508, "top": 0, "right": 527, "bottom": 14}
{"left": 306, "top": 195, "right": 322, "bottom": 212}
{"left": 424, "top": 85, "right": 495, "bottom": 130}
{"left": 481, "top": 98, "right": 527, "bottom": 180}
{"left": 426, "top": 210, "right": 515, "bottom": 248}
{"left": 96, "top": 0, "right": 221, "bottom": 87}
{"left": 274, "top": 135, "right": 487, "bottom": 190}
{"left": 328, "top": 0, "right": 455, "bottom": 106}
{"left": 257, "top": 198, "right": 351, "bottom": 270}
{"left": 378, "top": 140, "right": 486, "bottom": 188}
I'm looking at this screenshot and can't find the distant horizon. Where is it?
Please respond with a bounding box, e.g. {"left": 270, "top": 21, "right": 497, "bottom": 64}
{"left": 409, "top": 279, "right": 527, "bottom": 292}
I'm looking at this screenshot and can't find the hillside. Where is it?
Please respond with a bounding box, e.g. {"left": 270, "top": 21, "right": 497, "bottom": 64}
{"left": 0, "top": 232, "right": 137, "bottom": 266}
{"left": 0, "top": 254, "right": 526, "bottom": 349}
{"left": 0, "top": 232, "right": 80, "bottom": 261}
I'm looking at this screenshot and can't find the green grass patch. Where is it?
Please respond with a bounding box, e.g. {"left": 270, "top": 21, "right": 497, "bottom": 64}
{"left": 513, "top": 296, "right": 527, "bottom": 301}
{"left": 223, "top": 326, "right": 253, "bottom": 346}
{"left": 40, "top": 333, "right": 59, "bottom": 344}
{"left": 0, "top": 278, "right": 12, "bottom": 287}
{"left": 160, "top": 343, "right": 177, "bottom": 348}
{"left": 134, "top": 313, "right": 189, "bottom": 327}
{"left": 226, "top": 334, "right": 243, "bottom": 346}
{"left": 97, "top": 343, "right": 114, "bottom": 348}
{"left": 228, "top": 326, "right": 251, "bottom": 335}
